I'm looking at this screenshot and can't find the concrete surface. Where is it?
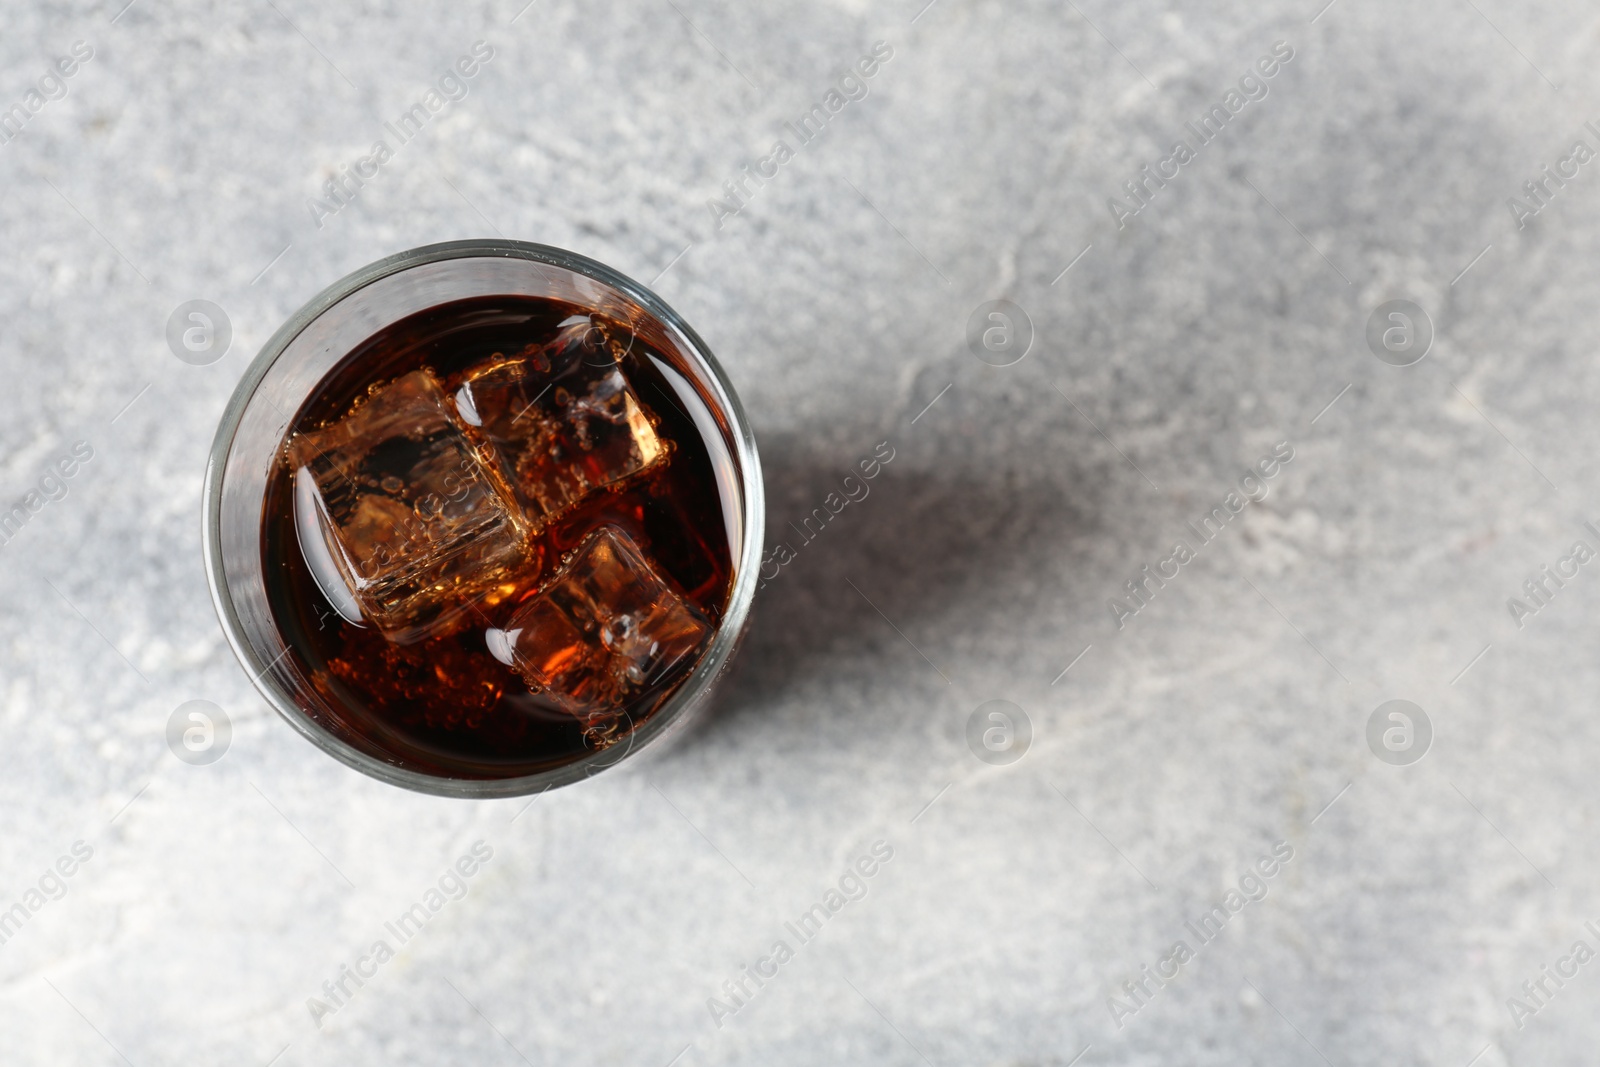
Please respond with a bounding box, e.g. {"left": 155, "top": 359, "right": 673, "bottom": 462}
{"left": 3, "top": 0, "right": 1600, "bottom": 1063}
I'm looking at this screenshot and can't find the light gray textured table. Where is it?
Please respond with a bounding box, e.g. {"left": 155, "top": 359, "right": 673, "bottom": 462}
{"left": 3, "top": 0, "right": 1599, "bottom": 1063}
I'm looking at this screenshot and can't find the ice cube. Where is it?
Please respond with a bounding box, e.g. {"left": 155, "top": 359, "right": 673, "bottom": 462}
{"left": 451, "top": 316, "right": 666, "bottom": 526}
{"left": 488, "top": 524, "right": 710, "bottom": 742}
{"left": 287, "top": 369, "right": 529, "bottom": 642}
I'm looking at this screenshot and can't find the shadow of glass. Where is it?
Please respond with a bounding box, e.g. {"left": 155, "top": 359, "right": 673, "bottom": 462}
{"left": 684, "top": 426, "right": 1111, "bottom": 738}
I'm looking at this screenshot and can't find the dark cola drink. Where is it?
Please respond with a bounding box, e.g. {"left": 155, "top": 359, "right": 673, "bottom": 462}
{"left": 259, "top": 295, "right": 735, "bottom": 779}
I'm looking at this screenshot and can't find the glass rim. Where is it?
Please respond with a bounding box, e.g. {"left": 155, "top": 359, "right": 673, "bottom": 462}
{"left": 201, "top": 239, "right": 765, "bottom": 798}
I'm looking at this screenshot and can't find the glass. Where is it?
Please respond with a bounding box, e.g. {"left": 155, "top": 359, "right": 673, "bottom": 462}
{"left": 202, "top": 240, "right": 763, "bottom": 797}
